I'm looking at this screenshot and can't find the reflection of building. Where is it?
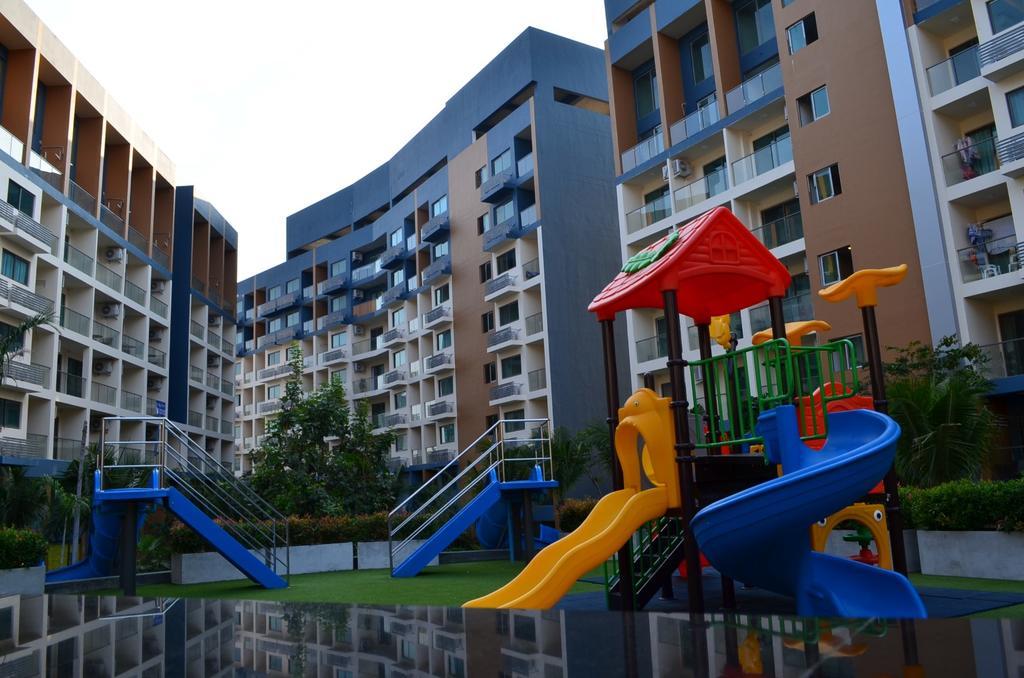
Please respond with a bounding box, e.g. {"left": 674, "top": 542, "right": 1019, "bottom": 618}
{"left": 233, "top": 28, "right": 623, "bottom": 478}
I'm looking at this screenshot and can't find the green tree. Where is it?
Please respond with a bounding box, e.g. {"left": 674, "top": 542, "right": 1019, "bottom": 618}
{"left": 885, "top": 336, "right": 998, "bottom": 487}
{"left": 0, "top": 311, "right": 53, "bottom": 384}
{"left": 249, "top": 345, "right": 396, "bottom": 516}
{"left": 0, "top": 466, "right": 48, "bottom": 528}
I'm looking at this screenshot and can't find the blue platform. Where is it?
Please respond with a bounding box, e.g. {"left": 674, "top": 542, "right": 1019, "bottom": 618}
{"left": 692, "top": 405, "right": 926, "bottom": 618}
{"left": 392, "top": 467, "right": 557, "bottom": 578}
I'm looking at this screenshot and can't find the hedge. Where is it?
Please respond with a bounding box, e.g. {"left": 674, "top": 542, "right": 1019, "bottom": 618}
{"left": 901, "top": 479, "right": 1024, "bottom": 532}
{"left": 558, "top": 498, "right": 598, "bottom": 533}
{"left": 0, "top": 527, "right": 47, "bottom": 569}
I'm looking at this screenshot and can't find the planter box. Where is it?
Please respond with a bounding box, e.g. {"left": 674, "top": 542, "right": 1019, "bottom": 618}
{"left": 0, "top": 565, "right": 44, "bottom": 595}
{"left": 358, "top": 541, "right": 437, "bottom": 570}
{"left": 172, "top": 542, "right": 353, "bottom": 585}
{"left": 822, "top": 529, "right": 920, "bottom": 572}
{"left": 917, "top": 530, "right": 1024, "bottom": 580}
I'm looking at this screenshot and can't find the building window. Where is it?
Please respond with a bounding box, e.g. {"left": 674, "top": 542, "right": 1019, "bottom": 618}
{"left": 736, "top": 0, "right": 775, "bottom": 55}
{"left": 268, "top": 318, "right": 283, "bottom": 332}
{"left": 0, "top": 398, "right": 21, "bottom": 428}
{"left": 392, "top": 308, "right": 406, "bottom": 326}
{"left": 267, "top": 285, "right": 282, "bottom": 301}
{"left": 475, "top": 165, "right": 490, "bottom": 187}
{"left": 479, "top": 261, "right": 492, "bottom": 283}
{"left": 330, "top": 260, "right": 345, "bottom": 277}
{"left": 484, "top": 362, "right": 497, "bottom": 383}
{"left": 1008, "top": 86, "right": 1024, "bottom": 127}
{"left": 438, "top": 376, "right": 454, "bottom": 397}
{"left": 439, "top": 423, "right": 456, "bottom": 445}
{"left": 633, "top": 63, "right": 659, "bottom": 119}
{"left": 481, "top": 311, "right": 494, "bottom": 333}
{"left": 431, "top": 195, "right": 448, "bottom": 217}
{"left": 329, "top": 296, "right": 346, "bottom": 313}
{"left": 833, "top": 334, "right": 867, "bottom": 369}
{"left": 485, "top": 414, "right": 499, "bottom": 429}
{"left": 495, "top": 200, "right": 515, "bottom": 225}
{"left": 496, "top": 249, "right": 517, "bottom": 275}
{"left": 286, "top": 311, "right": 299, "bottom": 327}
{"left": 1, "top": 251, "right": 29, "bottom": 285}
{"left": 797, "top": 86, "right": 830, "bottom": 125}
{"left": 390, "top": 229, "right": 403, "bottom": 247}
{"left": 267, "top": 351, "right": 281, "bottom": 366}
{"left": 7, "top": 181, "right": 33, "bottom": 216}
{"left": 395, "top": 391, "right": 407, "bottom": 409}
{"left": 691, "top": 33, "right": 713, "bottom": 83}
{"left": 819, "top": 247, "right": 854, "bottom": 286}
{"left": 809, "top": 165, "right": 842, "bottom": 204}
{"left": 988, "top": 0, "right": 1024, "bottom": 34}
{"left": 501, "top": 354, "right": 522, "bottom": 379}
{"left": 267, "top": 384, "right": 282, "bottom": 400}
{"left": 477, "top": 212, "right": 491, "bottom": 235}
{"left": 393, "top": 349, "right": 406, "bottom": 368}
{"left": 498, "top": 301, "right": 520, "bottom": 326}
{"left": 492, "top": 149, "right": 513, "bottom": 175}
{"left": 781, "top": 0, "right": 795, "bottom": 5}
{"left": 268, "top": 655, "right": 283, "bottom": 672}
{"left": 437, "top": 329, "right": 452, "bottom": 350}
{"left": 505, "top": 409, "right": 526, "bottom": 431}
{"left": 330, "top": 369, "right": 345, "bottom": 382}
{"left": 786, "top": 14, "right": 818, "bottom": 54}
{"left": 433, "top": 241, "right": 449, "bottom": 259}
{"left": 285, "top": 278, "right": 300, "bottom": 294}
{"left": 434, "top": 284, "right": 450, "bottom": 306}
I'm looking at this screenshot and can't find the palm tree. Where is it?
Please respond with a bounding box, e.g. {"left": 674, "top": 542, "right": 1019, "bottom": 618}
{"left": 0, "top": 311, "right": 54, "bottom": 385}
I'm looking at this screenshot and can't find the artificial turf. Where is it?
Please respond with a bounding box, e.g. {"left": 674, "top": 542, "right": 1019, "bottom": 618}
{"left": 116, "top": 560, "right": 605, "bottom": 606}
{"left": 909, "top": 573, "right": 1024, "bottom": 618}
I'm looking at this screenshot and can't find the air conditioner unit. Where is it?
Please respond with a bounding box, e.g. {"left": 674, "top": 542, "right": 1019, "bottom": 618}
{"left": 351, "top": 251, "right": 363, "bottom": 264}
{"left": 152, "top": 280, "right": 166, "bottom": 294}
{"left": 93, "top": 360, "right": 113, "bottom": 375}
{"left": 207, "top": 355, "right": 220, "bottom": 367}
{"left": 105, "top": 247, "right": 124, "bottom": 263}
{"left": 149, "top": 328, "right": 164, "bottom": 342}
{"left": 672, "top": 159, "right": 693, "bottom": 178}
{"left": 351, "top": 289, "right": 365, "bottom": 302}
{"left": 101, "top": 303, "right": 121, "bottom": 318}
{"left": 352, "top": 325, "right": 366, "bottom": 336}
{"left": 353, "top": 363, "right": 366, "bottom": 373}
{"left": 147, "top": 375, "right": 165, "bottom": 391}
{"left": 661, "top": 165, "right": 670, "bottom": 182}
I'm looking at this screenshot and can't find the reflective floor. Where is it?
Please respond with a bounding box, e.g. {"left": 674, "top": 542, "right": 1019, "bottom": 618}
{"left": 0, "top": 594, "right": 1020, "bottom": 677}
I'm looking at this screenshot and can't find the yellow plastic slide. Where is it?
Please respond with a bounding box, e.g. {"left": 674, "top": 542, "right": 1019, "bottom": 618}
{"left": 464, "top": 486, "right": 668, "bottom": 609}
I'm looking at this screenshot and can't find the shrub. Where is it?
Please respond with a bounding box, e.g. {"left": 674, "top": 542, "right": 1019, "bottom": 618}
{"left": 900, "top": 479, "right": 1024, "bottom": 532}
{"left": 0, "top": 527, "right": 47, "bottom": 569}
{"left": 558, "top": 498, "right": 598, "bottom": 533}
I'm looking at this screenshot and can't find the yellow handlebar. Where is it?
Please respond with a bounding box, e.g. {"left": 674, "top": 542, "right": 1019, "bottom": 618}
{"left": 818, "top": 264, "right": 908, "bottom": 309}
{"left": 751, "top": 319, "right": 832, "bottom": 346}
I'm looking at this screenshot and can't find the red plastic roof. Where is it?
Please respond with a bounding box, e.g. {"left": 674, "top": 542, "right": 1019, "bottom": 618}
{"left": 588, "top": 207, "right": 792, "bottom": 323}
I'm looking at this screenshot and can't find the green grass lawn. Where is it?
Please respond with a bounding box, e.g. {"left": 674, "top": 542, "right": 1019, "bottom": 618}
{"left": 910, "top": 573, "right": 1024, "bottom": 618}
{"left": 118, "top": 560, "right": 605, "bottom": 607}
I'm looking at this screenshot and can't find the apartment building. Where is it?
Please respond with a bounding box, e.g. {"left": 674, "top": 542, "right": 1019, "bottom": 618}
{"left": 0, "top": 1, "right": 237, "bottom": 477}
{"left": 234, "top": 29, "right": 621, "bottom": 476}
{"left": 904, "top": 0, "right": 1024, "bottom": 475}
{"left": 601, "top": 0, "right": 962, "bottom": 406}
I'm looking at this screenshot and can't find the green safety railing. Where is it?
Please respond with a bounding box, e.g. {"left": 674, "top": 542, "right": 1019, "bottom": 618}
{"left": 790, "top": 338, "right": 860, "bottom": 441}
{"left": 603, "top": 515, "right": 686, "bottom": 602}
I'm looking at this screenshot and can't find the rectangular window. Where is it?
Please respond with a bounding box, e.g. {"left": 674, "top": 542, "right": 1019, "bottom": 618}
{"left": 501, "top": 354, "right": 522, "bottom": 378}
{"left": 7, "top": 181, "right": 34, "bottom": 216}
{"left": 330, "top": 260, "right": 345, "bottom": 277}
{"left": 492, "top": 149, "right": 513, "bottom": 175}
{"left": 390, "top": 229, "right": 403, "bottom": 247}
{"left": 818, "top": 247, "right": 854, "bottom": 286}
{"left": 505, "top": 409, "right": 526, "bottom": 431}
{"left": 633, "top": 64, "right": 659, "bottom": 119}
{"left": 267, "top": 351, "right": 281, "bottom": 366}
{"left": 330, "top": 332, "right": 346, "bottom": 349}
{"left": 482, "top": 311, "right": 495, "bottom": 333}
{"left": 736, "top": 0, "right": 774, "bottom": 54}
{"left": 437, "top": 329, "right": 452, "bottom": 350}
{"left": 0, "top": 398, "right": 21, "bottom": 428}
{"left": 267, "top": 285, "right": 282, "bottom": 301}
{"left": 498, "top": 301, "right": 520, "bottom": 326}
{"left": 691, "top": 33, "right": 713, "bottom": 83}
{"left": 285, "top": 278, "right": 300, "bottom": 294}
{"left": 479, "top": 261, "right": 492, "bottom": 283}
{"left": 484, "top": 362, "right": 497, "bottom": 383}
{"left": 267, "top": 384, "right": 282, "bottom": 400}
{"left": 485, "top": 414, "right": 499, "bottom": 430}
{"left": 1008, "top": 86, "right": 1024, "bottom": 128}
{"left": 268, "top": 318, "right": 283, "bottom": 332}
{"left": 286, "top": 311, "right": 299, "bottom": 327}
{"left": 330, "top": 369, "right": 345, "bottom": 382}
{"left": 809, "top": 165, "right": 842, "bottom": 204}
{"left": 329, "top": 296, "right": 346, "bottom": 313}
{"left": 477, "top": 212, "right": 491, "bottom": 235}
{"left": 475, "top": 165, "right": 490, "bottom": 187}
{"left": 439, "top": 423, "right": 456, "bottom": 444}
{"left": 433, "top": 241, "right": 449, "bottom": 259}
{"left": 438, "top": 376, "right": 454, "bottom": 397}
{"left": 798, "top": 86, "right": 830, "bottom": 125}
{"left": 495, "top": 200, "right": 515, "bottom": 225}
{"left": 431, "top": 195, "right": 448, "bottom": 217}
{"left": 1, "top": 251, "right": 29, "bottom": 285}
{"left": 434, "top": 284, "right": 450, "bottom": 306}
{"left": 395, "top": 391, "right": 407, "bottom": 410}
{"left": 393, "top": 349, "right": 406, "bottom": 368}
{"left": 392, "top": 308, "right": 406, "bottom": 327}
{"left": 786, "top": 14, "right": 818, "bottom": 54}
{"left": 496, "top": 249, "right": 517, "bottom": 275}
{"left": 268, "top": 655, "right": 283, "bottom": 671}
{"left": 988, "top": 0, "right": 1024, "bottom": 34}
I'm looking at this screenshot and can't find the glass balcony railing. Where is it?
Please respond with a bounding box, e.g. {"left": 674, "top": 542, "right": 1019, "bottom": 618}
{"left": 69, "top": 180, "right": 97, "bottom": 215}
{"left": 927, "top": 45, "right": 981, "bottom": 95}
{"left": 673, "top": 166, "right": 729, "bottom": 213}
{"left": 151, "top": 297, "right": 168, "bottom": 318}
{"left": 95, "top": 262, "right": 123, "bottom": 292}
{"left": 625, "top": 194, "right": 672, "bottom": 234}
{"left": 749, "top": 293, "right": 813, "bottom": 334}
{"left": 980, "top": 337, "right": 1024, "bottom": 378}
{"left": 670, "top": 100, "right": 720, "bottom": 146}
{"left": 957, "top": 235, "right": 1022, "bottom": 282}
{"left": 91, "top": 381, "right": 117, "bottom": 407}
{"left": 726, "top": 62, "right": 783, "bottom": 115}
{"left": 28, "top": 148, "right": 63, "bottom": 191}
{"left": 520, "top": 204, "right": 538, "bottom": 227}
{"left": 621, "top": 131, "right": 664, "bottom": 173}
{"left": 731, "top": 136, "right": 792, "bottom": 186}
{"left": 63, "top": 242, "right": 95, "bottom": 276}
{"left": 124, "top": 279, "right": 146, "bottom": 306}
{"left": 517, "top": 152, "right": 534, "bottom": 176}
{"left": 528, "top": 368, "right": 547, "bottom": 392}
{"left": 635, "top": 335, "right": 668, "bottom": 363}
{"left": 59, "top": 306, "right": 90, "bottom": 337}
{"left": 943, "top": 136, "right": 999, "bottom": 185}
{"left": 0, "top": 124, "right": 24, "bottom": 162}
{"left": 352, "top": 259, "right": 384, "bottom": 282}
{"left": 752, "top": 213, "right": 803, "bottom": 249}
{"left": 57, "top": 370, "right": 84, "bottom": 398}
{"left": 525, "top": 312, "right": 544, "bottom": 336}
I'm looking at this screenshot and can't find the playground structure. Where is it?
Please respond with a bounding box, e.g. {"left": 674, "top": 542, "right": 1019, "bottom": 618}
{"left": 462, "top": 206, "right": 925, "bottom": 617}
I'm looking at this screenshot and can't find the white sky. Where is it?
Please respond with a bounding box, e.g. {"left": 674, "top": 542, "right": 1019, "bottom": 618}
{"left": 23, "top": 0, "right": 608, "bottom": 278}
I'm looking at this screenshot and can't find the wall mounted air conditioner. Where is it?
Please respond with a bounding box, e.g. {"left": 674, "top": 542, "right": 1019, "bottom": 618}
{"left": 93, "top": 360, "right": 113, "bottom": 375}
{"left": 105, "top": 247, "right": 124, "bottom": 263}
{"left": 353, "top": 363, "right": 366, "bottom": 373}
{"left": 149, "top": 328, "right": 164, "bottom": 341}
{"left": 152, "top": 280, "right": 166, "bottom": 294}
{"left": 352, "top": 325, "right": 366, "bottom": 336}
{"left": 101, "top": 303, "right": 121, "bottom": 318}
{"left": 672, "top": 159, "right": 692, "bottom": 178}
{"left": 661, "top": 165, "right": 670, "bottom": 182}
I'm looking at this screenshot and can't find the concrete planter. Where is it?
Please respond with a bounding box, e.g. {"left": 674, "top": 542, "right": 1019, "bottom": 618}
{"left": 172, "top": 542, "right": 354, "bottom": 585}
{"left": 917, "top": 530, "right": 1024, "bottom": 580}
{"left": 0, "top": 565, "right": 44, "bottom": 595}
{"left": 358, "top": 541, "right": 436, "bottom": 570}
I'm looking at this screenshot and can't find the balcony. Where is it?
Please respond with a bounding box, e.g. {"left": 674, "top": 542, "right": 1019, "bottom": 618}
{"left": 381, "top": 326, "right": 405, "bottom": 347}
{"left": 927, "top": 45, "right": 980, "bottom": 96}
{"left": 625, "top": 193, "right": 672, "bottom": 234}
{"left": 979, "top": 19, "right": 1024, "bottom": 81}
{"left": 0, "top": 278, "right": 53, "bottom": 316}
{"left": 3, "top": 361, "right": 50, "bottom": 389}
{"left": 121, "top": 390, "right": 143, "bottom": 413}
{"left": 318, "top": 270, "right": 348, "bottom": 295}
{"left": 672, "top": 166, "right": 729, "bottom": 214}
{"left": 151, "top": 297, "right": 168, "bottom": 318}
{"left": 382, "top": 281, "right": 408, "bottom": 306}
{"left": 483, "top": 215, "right": 523, "bottom": 252}
{"left": 382, "top": 368, "right": 407, "bottom": 387}
{"left": 352, "top": 335, "right": 384, "bottom": 358}
{"left": 0, "top": 201, "right": 57, "bottom": 253}
{"left": 525, "top": 312, "right": 543, "bottom": 337}
{"left": 148, "top": 346, "right": 166, "bottom": 368}
{"left": 0, "top": 124, "right": 24, "bottom": 163}
{"left": 486, "top": 324, "right": 522, "bottom": 351}
{"left": 187, "top": 410, "right": 203, "bottom": 428}
{"left": 0, "top": 434, "right": 47, "bottom": 459}
{"left": 942, "top": 136, "right": 999, "bottom": 186}
{"left": 621, "top": 131, "right": 664, "bottom": 173}
{"left": 99, "top": 203, "right": 124, "bottom": 232}
{"left": 752, "top": 213, "right": 803, "bottom": 250}
{"left": 63, "top": 242, "right": 94, "bottom": 277}
{"left": 257, "top": 291, "right": 300, "bottom": 318}
{"left": 381, "top": 242, "right": 406, "bottom": 270}
{"left": 489, "top": 381, "right": 523, "bottom": 402}
{"left": 749, "top": 293, "right": 813, "bottom": 334}
{"left": 636, "top": 335, "right": 668, "bottom": 363}
{"left": 352, "top": 375, "right": 386, "bottom": 395}
{"left": 257, "top": 363, "right": 292, "bottom": 381}
{"left": 980, "top": 337, "right": 1024, "bottom": 379}
{"left": 190, "top": 320, "right": 204, "bottom": 339}
{"left": 351, "top": 259, "right": 386, "bottom": 288}
{"left": 320, "top": 347, "right": 347, "bottom": 365}
{"left": 124, "top": 280, "right": 146, "bottom": 306}
{"left": 69, "top": 180, "right": 97, "bottom": 215}
{"left": 152, "top": 243, "right": 170, "bottom": 270}
{"left": 422, "top": 213, "right": 451, "bottom": 243}
{"left": 208, "top": 328, "right": 222, "bottom": 349}
{"left": 481, "top": 169, "right": 516, "bottom": 203}
{"left": 91, "top": 381, "right": 117, "bottom": 408}
{"left": 95, "top": 263, "right": 122, "bottom": 293}
{"left": 426, "top": 398, "right": 455, "bottom": 419}
{"left": 424, "top": 352, "right": 453, "bottom": 374}
{"left": 732, "top": 136, "right": 792, "bottom": 186}
{"left": 670, "top": 100, "right": 720, "bottom": 147}
{"left": 423, "top": 303, "right": 451, "bottom": 329}
{"left": 383, "top": 412, "right": 407, "bottom": 428}
{"left": 352, "top": 295, "right": 384, "bottom": 317}
{"left": 121, "top": 334, "right": 145, "bottom": 360}
{"left": 59, "top": 306, "right": 90, "bottom": 337}
{"left": 995, "top": 132, "right": 1024, "bottom": 177}
{"left": 421, "top": 255, "right": 451, "bottom": 285}
{"left": 317, "top": 309, "right": 348, "bottom": 330}
{"left": 957, "top": 235, "right": 1022, "bottom": 283}
{"left": 528, "top": 368, "right": 547, "bottom": 392}
{"left": 256, "top": 325, "right": 301, "bottom": 349}
{"left": 56, "top": 370, "right": 85, "bottom": 398}
{"left": 258, "top": 399, "right": 282, "bottom": 415}
{"left": 726, "top": 62, "right": 783, "bottom": 115}
{"left": 126, "top": 224, "right": 147, "bottom": 253}
{"left": 517, "top": 153, "right": 534, "bottom": 178}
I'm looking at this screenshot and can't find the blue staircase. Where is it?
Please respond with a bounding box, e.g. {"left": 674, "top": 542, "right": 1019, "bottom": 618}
{"left": 46, "top": 417, "right": 289, "bottom": 589}
{"left": 388, "top": 419, "right": 557, "bottom": 577}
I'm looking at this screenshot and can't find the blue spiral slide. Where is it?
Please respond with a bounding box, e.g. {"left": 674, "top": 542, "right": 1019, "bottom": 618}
{"left": 692, "top": 405, "right": 926, "bottom": 618}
